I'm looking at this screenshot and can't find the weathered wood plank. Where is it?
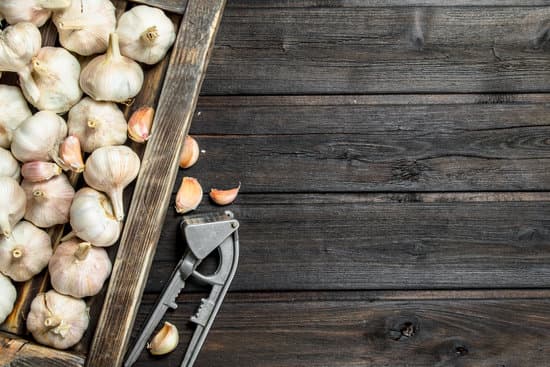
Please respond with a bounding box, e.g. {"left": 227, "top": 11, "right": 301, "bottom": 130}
{"left": 86, "top": 1, "right": 227, "bottom": 366}
{"left": 131, "top": 0, "right": 187, "bottom": 14}
{"left": 203, "top": 6, "right": 550, "bottom": 95}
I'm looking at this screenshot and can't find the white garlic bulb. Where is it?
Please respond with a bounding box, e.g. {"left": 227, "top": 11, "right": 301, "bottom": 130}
{"left": 0, "top": 273, "right": 16, "bottom": 324}
{"left": 0, "top": 0, "right": 71, "bottom": 27}
{"left": 27, "top": 290, "right": 89, "bottom": 350}
{"left": 21, "top": 174, "right": 75, "bottom": 228}
{"left": 80, "top": 33, "right": 144, "bottom": 103}
{"left": 83, "top": 146, "right": 140, "bottom": 221}
{"left": 68, "top": 188, "right": 121, "bottom": 247}
{"left": 0, "top": 22, "right": 41, "bottom": 85}
{"left": 0, "top": 147, "right": 20, "bottom": 181}
{"left": 0, "top": 177, "right": 26, "bottom": 237}
{"left": 0, "top": 85, "right": 32, "bottom": 149}
{"left": 0, "top": 221, "right": 52, "bottom": 282}
{"left": 11, "top": 111, "right": 68, "bottom": 164}
{"left": 20, "top": 47, "right": 82, "bottom": 113}
{"left": 49, "top": 240, "right": 112, "bottom": 298}
{"left": 52, "top": 0, "right": 116, "bottom": 56}
{"left": 68, "top": 97, "right": 127, "bottom": 153}
{"left": 117, "top": 5, "right": 176, "bottom": 65}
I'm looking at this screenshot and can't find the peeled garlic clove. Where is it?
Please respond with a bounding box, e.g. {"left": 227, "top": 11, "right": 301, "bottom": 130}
{"left": 0, "top": 177, "right": 26, "bottom": 237}
{"left": 11, "top": 111, "right": 68, "bottom": 164}
{"left": 0, "top": 0, "right": 71, "bottom": 27}
{"left": 0, "top": 23, "right": 42, "bottom": 75}
{"left": 0, "top": 147, "right": 21, "bottom": 181}
{"left": 117, "top": 5, "right": 176, "bottom": 65}
{"left": 83, "top": 146, "right": 140, "bottom": 221}
{"left": 80, "top": 33, "right": 144, "bottom": 103}
{"left": 0, "top": 85, "right": 32, "bottom": 149}
{"left": 59, "top": 135, "right": 84, "bottom": 173}
{"left": 68, "top": 188, "right": 121, "bottom": 247}
{"left": 21, "top": 174, "right": 75, "bottom": 228}
{"left": 27, "top": 290, "right": 89, "bottom": 350}
{"left": 148, "top": 322, "right": 179, "bottom": 355}
{"left": 0, "top": 273, "right": 16, "bottom": 324}
{"left": 22, "top": 161, "right": 62, "bottom": 183}
{"left": 128, "top": 107, "right": 154, "bottom": 143}
{"left": 179, "top": 136, "right": 199, "bottom": 169}
{"left": 53, "top": 0, "right": 116, "bottom": 56}
{"left": 175, "top": 177, "right": 202, "bottom": 214}
{"left": 210, "top": 183, "right": 241, "bottom": 206}
{"left": 0, "top": 221, "right": 52, "bottom": 282}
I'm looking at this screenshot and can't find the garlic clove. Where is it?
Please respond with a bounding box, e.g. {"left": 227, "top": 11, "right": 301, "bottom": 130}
{"left": 175, "top": 177, "right": 203, "bottom": 214}
{"left": 128, "top": 106, "right": 154, "bottom": 143}
{"left": 21, "top": 161, "right": 62, "bottom": 182}
{"left": 179, "top": 136, "right": 200, "bottom": 169}
{"left": 59, "top": 135, "right": 85, "bottom": 173}
{"left": 0, "top": 273, "right": 17, "bottom": 324}
{"left": 209, "top": 183, "right": 241, "bottom": 206}
{"left": 0, "top": 0, "right": 70, "bottom": 27}
{"left": 0, "top": 85, "right": 32, "bottom": 149}
{"left": 148, "top": 322, "right": 179, "bottom": 355}
{"left": 0, "top": 147, "right": 21, "bottom": 181}
{"left": 0, "top": 177, "right": 26, "bottom": 237}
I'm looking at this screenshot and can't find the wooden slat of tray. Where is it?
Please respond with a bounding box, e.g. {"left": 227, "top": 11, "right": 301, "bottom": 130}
{"left": 133, "top": 0, "right": 187, "bottom": 13}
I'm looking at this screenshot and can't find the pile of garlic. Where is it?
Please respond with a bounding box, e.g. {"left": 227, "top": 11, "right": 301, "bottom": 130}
{"left": 0, "top": 0, "right": 176, "bottom": 350}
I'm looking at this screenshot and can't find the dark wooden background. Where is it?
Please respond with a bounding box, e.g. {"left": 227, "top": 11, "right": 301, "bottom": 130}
{"left": 132, "top": 1, "right": 550, "bottom": 366}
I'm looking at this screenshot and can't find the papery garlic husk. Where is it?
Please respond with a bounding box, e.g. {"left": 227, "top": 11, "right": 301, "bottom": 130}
{"left": 128, "top": 106, "right": 154, "bottom": 143}
{"left": 67, "top": 188, "right": 121, "bottom": 247}
{"left": 148, "top": 321, "right": 179, "bottom": 355}
{"left": 0, "top": 221, "right": 52, "bottom": 282}
{"left": 84, "top": 146, "right": 140, "bottom": 221}
{"left": 80, "top": 33, "right": 144, "bottom": 103}
{"left": 0, "top": 22, "right": 42, "bottom": 76}
{"left": 0, "top": 147, "right": 20, "bottom": 181}
{"left": 117, "top": 5, "right": 176, "bottom": 65}
{"left": 179, "top": 136, "right": 199, "bottom": 169}
{"left": 20, "top": 47, "right": 82, "bottom": 113}
{"left": 21, "top": 174, "right": 75, "bottom": 228}
{"left": 27, "top": 290, "right": 89, "bottom": 350}
{"left": 0, "top": 85, "right": 32, "bottom": 149}
{"left": 0, "top": 0, "right": 71, "bottom": 27}
{"left": 49, "top": 240, "right": 112, "bottom": 298}
{"left": 21, "top": 161, "right": 62, "bottom": 182}
{"left": 53, "top": 0, "right": 116, "bottom": 56}
{"left": 67, "top": 97, "right": 127, "bottom": 153}
{"left": 0, "top": 273, "right": 16, "bottom": 324}
{"left": 59, "top": 135, "right": 84, "bottom": 173}
{"left": 175, "top": 177, "right": 202, "bottom": 214}
{"left": 0, "top": 177, "right": 26, "bottom": 237}
{"left": 11, "top": 111, "right": 68, "bottom": 164}
{"left": 210, "top": 183, "right": 240, "bottom": 206}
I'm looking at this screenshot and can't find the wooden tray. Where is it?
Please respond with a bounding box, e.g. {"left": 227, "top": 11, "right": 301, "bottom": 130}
{"left": 0, "top": 0, "right": 226, "bottom": 365}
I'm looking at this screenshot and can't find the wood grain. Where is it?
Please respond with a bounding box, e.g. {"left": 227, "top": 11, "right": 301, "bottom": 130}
{"left": 132, "top": 0, "right": 187, "bottom": 13}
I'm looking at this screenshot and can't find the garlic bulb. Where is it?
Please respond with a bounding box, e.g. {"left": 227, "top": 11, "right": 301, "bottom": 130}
{"left": 53, "top": 0, "right": 116, "bottom": 56}
{"left": 49, "top": 240, "right": 112, "bottom": 298}
{"left": 128, "top": 106, "right": 154, "bottom": 143}
{"left": 83, "top": 146, "right": 140, "bottom": 221}
{"left": 0, "top": 221, "right": 52, "bottom": 282}
{"left": 20, "top": 47, "right": 82, "bottom": 113}
{"left": 11, "top": 111, "right": 67, "bottom": 164}
{"left": 117, "top": 5, "right": 176, "bottom": 65}
{"left": 0, "top": 147, "right": 20, "bottom": 181}
{"left": 67, "top": 97, "right": 127, "bottom": 153}
{"left": 68, "top": 188, "right": 121, "bottom": 247}
{"left": 0, "top": 273, "right": 16, "bottom": 324}
{"left": 175, "top": 177, "right": 202, "bottom": 214}
{"left": 0, "top": 22, "right": 41, "bottom": 89}
{"left": 148, "top": 322, "right": 179, "bottom": 355}
{"left": 0, "top": 0, "right": 71, "bottom": 27}
{"left": 0, "top": 177, "right": 26, "bottom": 237}
{"left": 22, "top": 174, "right": 75, "bottom": 228}
{"left": 0, "top": 85, "right": 32, "bottom": 149}
{"left": 80, "top": 33, "right": 144, "bottom": 103}
{"left": 27, "top": 290, "right": 89, "bottom": 350}
{"left": 21, "top": 162, "right": 62, "bottom": 182}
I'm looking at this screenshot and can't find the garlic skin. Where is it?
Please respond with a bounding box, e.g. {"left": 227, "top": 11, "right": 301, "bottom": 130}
{"left": 67, "top": 97, "right": 127, "bottom": 153}
{"left": 11, "top": 111, "right": 68, "bottom": 164}
{"left": 80, "top": 33, "right": 144, "bottom": 103}
{"left": 148, "top": 322, "right": 179, "bottom": 355}
{"left": 210, "top": 183, "right": 240, "bottom": 206}
{"left": 0, "top": 177, "right": 26, "bottom": 237}
{"left": 21, "top": 174, "right": 75, "bottom": 228}
{"left": 0, "top": 221, "right": 52, "bottom": 282}
{"left": 53, "top": 0, "right": 116, "bottom": 56}
{"left": 59, "top": 135, "right": 85, "bottom": 173}
{"left": 0, "top": 85, "right": 32, "bottom": 149}
{"left": 27, "top": 290, "right": 89, "bottom": 350}
{"left": 117, "top": 5, "right": 176, "bottom": 65}
{"left": 21, "top": 162, "right": 62, "bottom": 182}
{"left": 0, "top": 148, "right": 20, "bottom": 181}
{"left": 0, "top": 273, "right": 16, "bottom": 324}
{"left": 128, "top": 106, "right": 154, "bottom": 143}
{"left": 68, "top": 188, "right": 121, "bottom": 247}
{"left": 83, "top": 146, "right": 140, "bottom": 221}
{"left": 49, "top": 240, "right": 112, "bottom": 298}
{"left": 0, "top": 0, "right": 71, "bottom": 27}
{"left": 179, "top": 136, "right": 199, "bottom": 169}
{"left": 175, "top": 177, "right": 202, "bottom": 214}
